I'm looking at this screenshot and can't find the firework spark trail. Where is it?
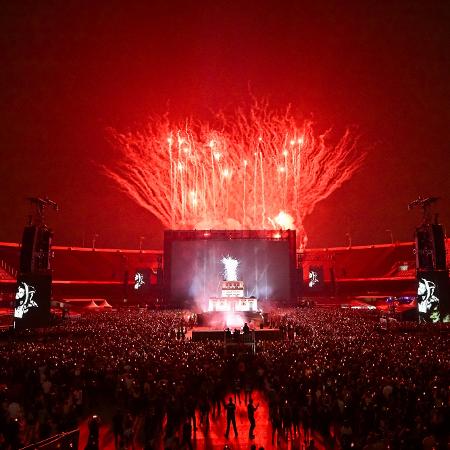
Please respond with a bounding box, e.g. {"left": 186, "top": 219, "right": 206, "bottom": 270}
{"left": 105, "top": 101, "right": 365, "bottom": 246}
{"left": 221, "top": 256, "right": 239, "bottom": 281}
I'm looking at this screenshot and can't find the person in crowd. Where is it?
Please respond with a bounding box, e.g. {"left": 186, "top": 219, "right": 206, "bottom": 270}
{"left": 244, "top": 378, "right": 253, "bottom": 404}
{"left": 247, "top": 397, "right": 259, "bottom": 439}
{"left": 281, "top": 399, "right": 293, "bottom": 441}
{"left": 122, "top": 412, "right": 135, "bottom": 450}
{"left": 232, "top": 377, "right": 241, "bottom": 405}
{"left": 232, "top": 327, "right": 240, "bottom": 340}
{"left": 85, "top": 415, "right": 100, "bottom": 450}
{"left": 270, "top": 404, "right": 282, "bottom": 445}
{"left": 112, "top": 409, "right": 124, "bottom": 449}
{"left": 184, "top": 395, "right": 197, "bottom": 433}
{"left": 199, "top": 397, "right": 210, "bottom": 435}
{"left": 181, "top": 419, "right": 193, "bottom": 450}
{"left": 224, "top": 397, "right": 238, "bottom": 439}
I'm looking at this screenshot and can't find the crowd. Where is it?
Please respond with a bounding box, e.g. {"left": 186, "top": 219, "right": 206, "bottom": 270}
{"left": 0, "top": 307, "right": 448, "bottom": 449}
{"left": 256, "top": 309, "right": 449, "bottom": 449}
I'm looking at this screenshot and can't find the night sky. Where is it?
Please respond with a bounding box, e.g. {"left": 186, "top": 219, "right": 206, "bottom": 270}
{"left": 1, "top": 0, "right": 449, "bottom": 249}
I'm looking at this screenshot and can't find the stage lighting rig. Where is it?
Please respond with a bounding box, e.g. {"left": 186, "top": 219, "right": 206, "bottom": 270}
{"left": 409, "top": 195, "right": 449, "bottom": 323}
{"left": 14, "top": 196, "right": 58, "bottom": 329}
{"left": 26, "top": 196, "right": 59, "bottom": 225}
{"left": 408, "top": 196, "right": 439, "bottom": 224}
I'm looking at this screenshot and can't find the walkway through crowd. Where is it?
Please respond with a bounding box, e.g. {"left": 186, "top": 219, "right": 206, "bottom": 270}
{"left": 78, "top": 390, "right": 328, "bottom": 449}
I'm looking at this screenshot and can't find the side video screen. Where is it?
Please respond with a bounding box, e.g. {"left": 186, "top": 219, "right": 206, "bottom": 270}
{"left": 14, "top": 274, "right": 51, "bottom": 330}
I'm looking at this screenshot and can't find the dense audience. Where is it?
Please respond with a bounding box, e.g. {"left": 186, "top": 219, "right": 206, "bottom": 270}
{"left": 0, "top": 308, "right": 448, "bottom": 449}
{"left": 259, "top": 309, "right": 449, "bottom": 449}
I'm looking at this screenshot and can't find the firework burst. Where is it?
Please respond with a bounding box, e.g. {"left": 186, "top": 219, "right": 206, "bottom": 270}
{"left": 106, "top": 100, "right": 364, "bottom": 246}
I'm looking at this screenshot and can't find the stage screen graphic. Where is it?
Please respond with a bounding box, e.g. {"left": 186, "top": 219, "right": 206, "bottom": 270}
{"left": 167, "top": 234, "right": 293, "bottom": 306}
{"left": 417, "top": 271, "right": 450, "bottom": 323}
{"left": 134, "top": 268, "right": 152, "bottom": 291}
{"left": 308, "top": 266, "right": 324, "bottom": 290}
{"left": 13, "top": 273, "right": 51, "bottom": 330}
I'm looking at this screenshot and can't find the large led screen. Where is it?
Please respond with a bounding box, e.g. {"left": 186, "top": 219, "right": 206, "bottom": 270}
{"left": 133, "top": 268, "right": 152, "bottom": 292}
{"left": 417, "top": 271, "right": 450, "bottom": 323}
{"left": 169, "top": 239, "right": 291, "bottom": 307}
{"left": 308, "top": 266, "right": 325, "bottom": 291}
{"left": 13, "top": 273, "right": 52, "bottom": 330}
